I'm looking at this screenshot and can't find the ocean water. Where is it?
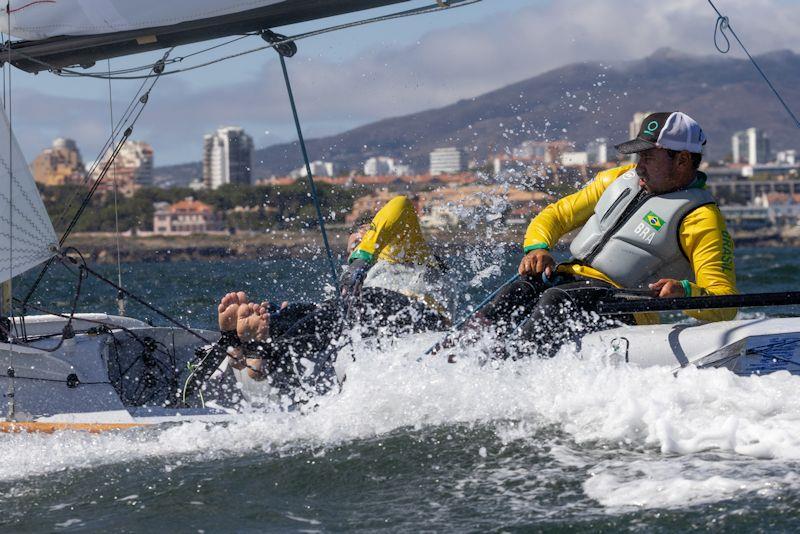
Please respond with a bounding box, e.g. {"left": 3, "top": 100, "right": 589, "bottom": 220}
{"left": 2, "top": 246, "right": 800, "bottom": 531}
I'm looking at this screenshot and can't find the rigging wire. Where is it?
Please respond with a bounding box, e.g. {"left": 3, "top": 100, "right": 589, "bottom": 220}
{"left": 21, "top": 51, "right": 171, "bottom": 308}
{"left": 52, "top": 71, "right": 153, "bottom": 231}
{"left": 78, "top": 261, "right": 211, "bottom": 345}
{"left": 707, "top": 0, "right": 800, "bottom": 128}
{"left": 4, "top": 0, "right": 482, "bottom": 80}
{"left": 1, "top": 31, "right": 4, "bottom": 108}
{"left": 263, "top": 30, "right": 340, "bottom": 294}
{"left": 4, "top": 0, "right": 15, "bottom": 420}
{"left": 107, "top": 58, "right": 125, "bottom": 316}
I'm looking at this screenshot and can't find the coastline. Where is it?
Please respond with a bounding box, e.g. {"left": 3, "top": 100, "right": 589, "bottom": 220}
{"left": 63, "top": 226, "right": 797, "bottom": 264}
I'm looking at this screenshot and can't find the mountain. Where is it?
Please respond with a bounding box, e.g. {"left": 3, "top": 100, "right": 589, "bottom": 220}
{"left": 155, "top": 48, "right": 800, "bottom": 183}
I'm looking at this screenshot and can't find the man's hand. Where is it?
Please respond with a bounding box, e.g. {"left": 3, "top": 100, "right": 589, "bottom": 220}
{"left": 649, "top": 278, "right": 685, "bottom": 298}
{"left": 340, "top": 258, "right": 370, "bottom": 300}
{"left": 518, "top": 249, "right": 556, "bottom": 277}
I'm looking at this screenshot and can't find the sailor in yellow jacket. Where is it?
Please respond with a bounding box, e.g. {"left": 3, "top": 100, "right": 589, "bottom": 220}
{"left": 217, "top": 194, "right": 448, "bottom": 399}
{"left": 464, "top": 111, "right": 737, "bottom": 358}
{"left": 343, "top": 194, "right": 447, "bottom": 312}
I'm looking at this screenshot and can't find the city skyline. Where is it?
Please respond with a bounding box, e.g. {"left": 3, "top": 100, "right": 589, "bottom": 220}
{"left": 29, "top": 114, "right": 800, "bottom": 190}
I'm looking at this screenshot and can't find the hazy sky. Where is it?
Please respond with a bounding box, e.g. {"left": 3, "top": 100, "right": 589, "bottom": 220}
{"left": 8, "top": 0, "right": 800, "bottom": 166}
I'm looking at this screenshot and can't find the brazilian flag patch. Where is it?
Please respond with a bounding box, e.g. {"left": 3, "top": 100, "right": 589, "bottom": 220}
{"left": 643, "top": 211, "right": 665, "bottom": 231}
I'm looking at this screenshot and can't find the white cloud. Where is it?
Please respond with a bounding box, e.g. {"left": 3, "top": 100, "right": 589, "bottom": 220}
{"left": 11, "top": 0, "right": 800, "bottom": 165}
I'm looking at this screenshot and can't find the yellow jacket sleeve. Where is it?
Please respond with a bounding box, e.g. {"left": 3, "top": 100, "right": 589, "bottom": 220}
{"left": 349, "top": 195, "right": 432, "bottom": 266}
{"left": 523, "top": 164, "right": 635, "bottom": 251}
{"left": 678, "top": 204, "right": 738, "bottom": 321}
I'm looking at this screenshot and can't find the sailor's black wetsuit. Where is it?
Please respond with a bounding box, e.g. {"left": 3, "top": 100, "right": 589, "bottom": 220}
{"left": 472, "top": 274, "right": 635, "bottom": 359}
{"left": 255, "top": 287, "right": 447, "bottom": 396}
{"left": 232, "top": 195, "right": 449, "bottom": 399}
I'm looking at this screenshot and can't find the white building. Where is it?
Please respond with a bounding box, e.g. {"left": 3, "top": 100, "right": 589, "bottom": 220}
{"left": 629, "top": 111, "right": 654, "bottom": 140}
{"left": 364, "top": 156, "right": 396, "bottom": 176}
{"left": 152, "top": 197, "right": 223, "bottom": 235}
{"left": 586, "top": 138, "right": 608, "bottom": 164}
{"left": 429, "top": 147, "right": 462, "bottom": 175}
{"left": 203, "top": 126, "right": 254, "bottom": 189}
{"left": 777, "top": 150, "right": 796, "bottom": 165}
{"left": 732, "top": 128, "right": 770, "bottom": 165}
{"left": 512, "top": 141, "right": 548, "bottom": 161}
{"left": 560, "top": 151, "right": 589, "bottom": 167}
{"left": 289, "top": 160, "right": 335, "bottom": 179}
{"left": 393, "top": 164, "right": 412, "bottom": 176}
{"left": 90, "top": 140, "right": 153, "bottom": 196}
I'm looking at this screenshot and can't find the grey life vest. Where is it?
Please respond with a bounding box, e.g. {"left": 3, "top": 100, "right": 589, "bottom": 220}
{"left": 362, "top": 260, "right": 448, "bottom": 316}
{"left": 569, "top": 168, "right": 715, "bottom": 288}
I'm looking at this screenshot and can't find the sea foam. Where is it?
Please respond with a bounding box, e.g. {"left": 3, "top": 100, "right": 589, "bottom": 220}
{"left": 2, "top": 333, "right": 800, "bottom": 510}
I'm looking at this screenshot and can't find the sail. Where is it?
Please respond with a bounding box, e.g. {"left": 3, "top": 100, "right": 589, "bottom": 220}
{"left": 2, "top": 0, "right": 411, "bottom": 73}
{"left": 0, "top": 107, "right": 57, "bottom": 283}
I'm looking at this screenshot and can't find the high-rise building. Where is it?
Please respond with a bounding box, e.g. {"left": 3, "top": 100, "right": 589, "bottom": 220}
{"left": 429, "top": 147, "right": 462, "bottom": 175}
{"left": 732, "top": 128, "right": 770, "bottom": 165}
{"left": 203, "top": 126, "right": 254, "bottom": 189}
{"left": 31, "top": 138, "right": 86, "bottom": 186}
{"left": 91, "top": 140, "right": 153, "bottom": 197}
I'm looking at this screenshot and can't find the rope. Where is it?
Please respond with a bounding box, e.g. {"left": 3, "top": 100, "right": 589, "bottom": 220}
{"left": 107, "top": 59, "right": 125, "bottom": 316}
{"left": 268, "top": 32, "right": 339, "bottom": 294}
{"left": 21, "top": 52, "right": 170, "bottom": 308}
{"left": 14, "top": 252, "right": 86, "bottom": 353}
{"left": 51, "top": 65, "right": 155, "bottom": 232}
{"left": 15, "top": 296, "right": 177, "bottom": 363}
{"left": 707, "top": 0, "right": 800, "bottom": 128}
{"left": 78, "top": 261, "right": 211, "bottom": 345}
{"left": 58, "top": 54, "right": 168, "bottom": 245}
{"left": 4, "top": 0, "right": 482, "bottom": 80}
{"left": 4, "top": 1, "right": 14, "bottom": 420}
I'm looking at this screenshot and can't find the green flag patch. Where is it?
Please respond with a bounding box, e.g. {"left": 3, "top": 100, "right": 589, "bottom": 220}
{"left": 643, "top": 211, "right": 665, "bottom": 231}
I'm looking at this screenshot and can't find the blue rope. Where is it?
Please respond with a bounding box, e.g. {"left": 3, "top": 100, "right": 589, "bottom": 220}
{"left": 707, "top": 0, "right": 800, "bottom": 129}
{"left": 277, "top": 55, "right": 340, "bottom": 294}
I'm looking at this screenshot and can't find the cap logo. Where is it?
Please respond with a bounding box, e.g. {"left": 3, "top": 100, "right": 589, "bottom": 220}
{"left": 644, "top": 120, "right": 659, "bottom": 135}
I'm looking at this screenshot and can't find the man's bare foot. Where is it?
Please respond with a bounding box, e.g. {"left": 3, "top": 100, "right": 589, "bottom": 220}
{"left": 237, "top": 302, "right": 270, "bottom": 343}
{"left": 218, "top": 292, "right": 249, "bottom": 331}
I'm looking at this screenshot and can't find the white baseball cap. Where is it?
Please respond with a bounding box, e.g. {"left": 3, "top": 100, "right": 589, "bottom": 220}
{"left": 615, "top": 111, "right": 707, "bottom": 154}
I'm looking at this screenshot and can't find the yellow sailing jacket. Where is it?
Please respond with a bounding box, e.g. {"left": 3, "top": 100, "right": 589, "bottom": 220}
{"left": 348, "top": 195, "right": 447, "bottom": 314}
{"left": 523, "top": 164, "right": 737, "bottom": 322}
{"left": 349, "top": 195, "right": 434, "bottom": 266}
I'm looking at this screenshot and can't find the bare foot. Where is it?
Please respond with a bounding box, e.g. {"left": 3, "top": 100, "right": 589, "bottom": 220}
{"left": 218, "top": 292, "right": 250, "bottom": 331}
{"left": 237, "top": 302, "right": 269, "bottom": 343}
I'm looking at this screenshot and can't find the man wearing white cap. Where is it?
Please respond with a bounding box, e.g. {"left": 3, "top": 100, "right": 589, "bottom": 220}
{"left": 453, "top": 111, "right": 737, "bottom": 359}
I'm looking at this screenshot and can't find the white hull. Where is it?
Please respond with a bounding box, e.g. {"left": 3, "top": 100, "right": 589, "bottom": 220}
{"left": 7, "top": 314, "right": 800, "bottom": 431}
{"left": 0, "top": 314, "right": 238, "bottom": 431}
{"left": 579, "top": 317, "right": 800, "bottom": 374}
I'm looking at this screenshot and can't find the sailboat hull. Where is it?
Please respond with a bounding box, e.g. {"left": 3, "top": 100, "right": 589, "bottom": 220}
{"left": 579, "top": 317, "right": 800, "bottom": 374}
{"left": 0, "top": 314, "right": 238, "bottom": 431}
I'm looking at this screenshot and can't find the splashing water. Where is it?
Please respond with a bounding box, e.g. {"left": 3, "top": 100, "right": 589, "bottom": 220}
{"left": 3, "top": 251, "right": 800, "bottom": 529}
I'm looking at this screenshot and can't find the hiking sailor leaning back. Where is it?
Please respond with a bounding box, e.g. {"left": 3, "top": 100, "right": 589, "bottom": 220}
{"left": 208, "top": 195, "right": 449, "bottom": 405}
{"left": 455, "top": 111, "right": 738, "bottom": 359}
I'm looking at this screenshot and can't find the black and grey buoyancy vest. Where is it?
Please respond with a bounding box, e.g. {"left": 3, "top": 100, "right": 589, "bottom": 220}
{"left": 569, "top": 168, "right": 715, "bottom": 288}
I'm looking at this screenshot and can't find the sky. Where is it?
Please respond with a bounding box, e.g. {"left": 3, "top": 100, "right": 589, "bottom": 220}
{"left": 7, "top": 0, "right": 800, "bottom": 167}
